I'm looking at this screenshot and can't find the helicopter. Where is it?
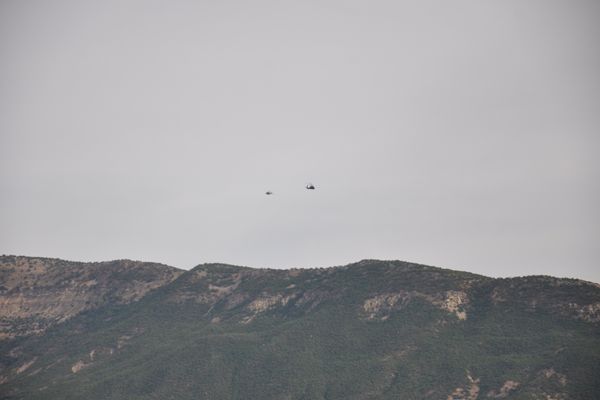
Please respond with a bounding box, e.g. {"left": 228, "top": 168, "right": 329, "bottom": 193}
{"left": 264, "top": 184, "right": 315, "bottom": 195}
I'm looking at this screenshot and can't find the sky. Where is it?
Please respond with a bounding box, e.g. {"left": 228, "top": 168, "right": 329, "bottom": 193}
{"left": 1, "top": 0, "right": 599, "bottom": 282}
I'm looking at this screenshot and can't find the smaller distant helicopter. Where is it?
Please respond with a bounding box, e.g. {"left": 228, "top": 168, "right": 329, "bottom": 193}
{"left": 305, "top": 183, "right": 316, "bottom": 190}
{"left": 265, "top": 191, "right": 273, "bottom": 195}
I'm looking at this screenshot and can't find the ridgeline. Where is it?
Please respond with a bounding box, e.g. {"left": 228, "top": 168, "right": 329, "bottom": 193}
{"left": 1, "top": 256, "right": 599, "bottom": 399}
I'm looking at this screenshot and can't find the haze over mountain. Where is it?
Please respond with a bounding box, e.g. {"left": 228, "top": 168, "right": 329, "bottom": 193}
{"left": 1, "top": 255, "right": 599, "bottom": 400}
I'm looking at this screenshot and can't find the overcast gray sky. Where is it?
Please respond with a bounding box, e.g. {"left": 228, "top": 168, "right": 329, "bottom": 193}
{"left": 1, "top": 0, "right": 599, "bottom": 282}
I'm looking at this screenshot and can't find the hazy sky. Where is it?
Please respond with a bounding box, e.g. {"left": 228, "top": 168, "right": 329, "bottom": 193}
{"left": 1, "top": 0, "right": 599, "bottom": 282}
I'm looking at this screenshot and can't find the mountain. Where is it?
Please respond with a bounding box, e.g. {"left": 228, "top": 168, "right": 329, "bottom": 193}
{"left": 0, "top": 256, "right": 599, "bottom": 399}
{"left": 0, "top": 256, "right": 183, "bottom": 340}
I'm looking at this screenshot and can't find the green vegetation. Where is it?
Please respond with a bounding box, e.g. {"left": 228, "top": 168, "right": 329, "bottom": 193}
{"left": 0, "top": 258, "right": 599, "bottom": 399}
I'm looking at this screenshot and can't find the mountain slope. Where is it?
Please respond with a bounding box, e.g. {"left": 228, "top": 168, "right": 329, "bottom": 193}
{"left": 0, "top": 257, "right": 599, "bottom": 399}
{"left": 0, "top": 256, "right": 183, "bottom": 339}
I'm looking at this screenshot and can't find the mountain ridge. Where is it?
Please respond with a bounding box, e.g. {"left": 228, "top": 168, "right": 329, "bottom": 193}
{"left": 1, "top": 255, "right": 599, "bottom": 399}
{"left": 5, "top": 254, "right": 597, "bottom": 283}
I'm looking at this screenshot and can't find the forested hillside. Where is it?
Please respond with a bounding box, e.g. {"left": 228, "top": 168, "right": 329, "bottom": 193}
{"left": 1, "top": 257, "right": 599, "bottom": 399}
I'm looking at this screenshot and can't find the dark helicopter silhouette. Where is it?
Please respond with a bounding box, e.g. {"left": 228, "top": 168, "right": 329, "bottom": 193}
{"left": 265, "top": 184, "right": 315, "bottom": 195}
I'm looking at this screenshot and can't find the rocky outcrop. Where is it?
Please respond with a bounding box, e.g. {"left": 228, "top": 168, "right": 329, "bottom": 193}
{"left": 362, "top": 292, "right": 412, "bottom": 320}
{"left": 486, "top": 380, "right": 520, "bottom": 398}
{"left": 362, "top": 290, "right": 469, "bottom": 321}
{"left": 0, "top": 256, "right": 183, "bottom": 339}
{"left": 567, "top": 301, "right": 600, "bottom": 323}
{"left": 447, "top": 372, "right": 480, "bottom": 400}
